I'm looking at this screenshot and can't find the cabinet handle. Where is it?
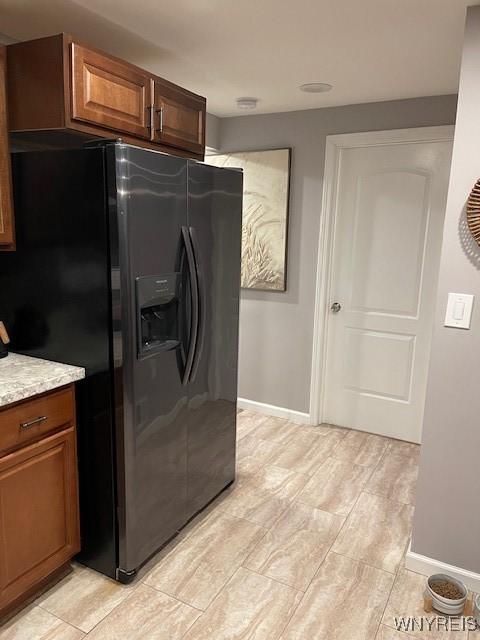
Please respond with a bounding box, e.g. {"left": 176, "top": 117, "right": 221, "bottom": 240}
{"left": 146, "top": 105, "right": 154, "bottom": 131}
{"left": 19, "top": 416, "right": 47, "bottom": 431}
{"left": 155, "top": 107, "right": 164, "bottom": 133}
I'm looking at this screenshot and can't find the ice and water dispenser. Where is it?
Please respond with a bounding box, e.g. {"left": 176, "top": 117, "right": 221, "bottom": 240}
{"left": 136, "top": 274, "right": 181, "bottom": 357}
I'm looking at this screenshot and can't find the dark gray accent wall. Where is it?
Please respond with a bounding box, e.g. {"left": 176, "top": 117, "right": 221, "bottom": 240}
{"left": 219, "top": 95, "right": 458, "bottom": 413}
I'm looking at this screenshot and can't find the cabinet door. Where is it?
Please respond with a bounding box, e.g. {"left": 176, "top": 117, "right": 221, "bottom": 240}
{"left": 0, "top": 427, "right": 80, "bottom": 613}
{"left": 0, "top": 45, "right": 14, "bottom": 249}
{"left": 153, "top": 80, "right": 205, "bottom": 155}
{"left": 71, "top": 43, "right": 152, "bottom": 139}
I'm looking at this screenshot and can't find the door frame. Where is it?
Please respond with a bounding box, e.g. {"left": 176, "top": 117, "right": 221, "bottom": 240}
{"left": 309, "top": 125, "right": 454, "bottom": 427}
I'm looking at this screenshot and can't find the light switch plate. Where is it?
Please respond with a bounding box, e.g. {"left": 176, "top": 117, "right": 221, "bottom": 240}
{"left": 444, "top": 293, "right": 474, "bottom": 329}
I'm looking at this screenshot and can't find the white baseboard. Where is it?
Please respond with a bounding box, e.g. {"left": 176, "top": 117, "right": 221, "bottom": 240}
{"left": 237, "top": 398, "right": 310, "bottom": 425}
{"left": 406, "top": 547, "right": 480, "bottom": 593}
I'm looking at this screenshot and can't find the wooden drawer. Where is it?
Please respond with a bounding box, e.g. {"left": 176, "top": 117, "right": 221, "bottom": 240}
{"left": 0, "top": 386, "right": 75, "bottom": 455}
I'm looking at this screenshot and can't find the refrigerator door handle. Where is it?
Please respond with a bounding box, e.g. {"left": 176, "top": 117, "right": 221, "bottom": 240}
{"left": 188, "top": 226, "right": 205, "bottom": 384}
{"left": 181, "top": 226, "right": 199, "bottom": 385}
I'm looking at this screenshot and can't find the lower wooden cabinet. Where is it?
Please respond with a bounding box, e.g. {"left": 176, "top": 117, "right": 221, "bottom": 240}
{"left": 0, "top": 388, "right": 80, "bottom": 618}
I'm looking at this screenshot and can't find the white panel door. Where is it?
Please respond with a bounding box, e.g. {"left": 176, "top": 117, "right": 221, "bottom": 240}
{"left": 324, "top": 134, "right": 452, "bottom": 443}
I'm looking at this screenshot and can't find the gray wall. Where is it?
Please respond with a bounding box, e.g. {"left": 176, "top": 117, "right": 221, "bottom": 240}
{"left": 411, "top": 6, "right": 480, "bottom": 571}
{"left": 219, "top": 96, "right": 458, "bottom": 414}
{"left": 206, "top": 113, "right": 221, "bottom": 150}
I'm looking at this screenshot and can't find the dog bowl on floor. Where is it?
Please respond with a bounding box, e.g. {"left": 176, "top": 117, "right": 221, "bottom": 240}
{"left": 426, "top": 574, "right": 467, "bottom": 615}
{"left": 473, "top": 593, "right": 480, "bottom": 625}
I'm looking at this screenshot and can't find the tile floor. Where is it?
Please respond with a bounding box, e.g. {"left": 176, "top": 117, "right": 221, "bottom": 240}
{"left": 0, "top": 411, "right": 471, "bottom": 639}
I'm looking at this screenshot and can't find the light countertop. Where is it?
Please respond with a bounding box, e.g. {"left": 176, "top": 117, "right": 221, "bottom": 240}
{"left": 0, "top": 353, "right": 85, "bottom": 408}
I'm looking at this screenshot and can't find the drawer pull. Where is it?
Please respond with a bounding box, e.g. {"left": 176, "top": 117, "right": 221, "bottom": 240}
{"left": 19, "top": 416, "right": 47, "bottom": 431}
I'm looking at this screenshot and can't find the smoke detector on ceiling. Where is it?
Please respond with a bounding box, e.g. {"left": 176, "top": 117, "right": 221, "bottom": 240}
{"left": 299, "top": 83, "right": 333, "bottom": 93}
{"left": 236, "top": 97, "right": 258, "bottom": 110}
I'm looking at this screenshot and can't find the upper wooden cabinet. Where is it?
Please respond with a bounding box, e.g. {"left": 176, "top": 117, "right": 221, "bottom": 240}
{"left": 0, "top": 45, "right": 14, "bottom": 250}
{"left": 7, "top": 34, "right": 206, "bottom": 159}
{"left": 71, "top": 43, "right": 153, "bottom": 140}
{"left": 153, "top": 79, "right": 205, "bottom": 155}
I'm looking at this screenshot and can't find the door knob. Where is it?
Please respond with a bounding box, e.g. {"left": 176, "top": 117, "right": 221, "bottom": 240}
{"left": 330, "top": 302, "right": 342, "bottom": 313}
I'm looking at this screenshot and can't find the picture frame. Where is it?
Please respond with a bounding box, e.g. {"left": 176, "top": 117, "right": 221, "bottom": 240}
{"left": 208, "top": 148, "right": 291, "bottom": 291}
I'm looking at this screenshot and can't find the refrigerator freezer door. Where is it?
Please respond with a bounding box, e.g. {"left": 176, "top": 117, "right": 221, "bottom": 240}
{"left": 186, "top": 162, "right": 242, "bottom": 518}
{"left": 112, "top": 145, "right": 190, "bottom": 575}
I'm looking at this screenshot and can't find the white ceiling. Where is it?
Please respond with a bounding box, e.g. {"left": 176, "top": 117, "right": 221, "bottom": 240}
{"left": 0, "top": 0, "right": 473, "bottom": 117}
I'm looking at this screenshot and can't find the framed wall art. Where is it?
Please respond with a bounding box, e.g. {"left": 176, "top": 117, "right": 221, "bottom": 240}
{"left": 208, "top": 148, "right": 291, "bottom": 291}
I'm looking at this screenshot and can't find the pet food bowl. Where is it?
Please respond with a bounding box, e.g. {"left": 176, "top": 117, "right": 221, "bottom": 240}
{"left": 426, "top": 574, "right": 467, "bottom": 615}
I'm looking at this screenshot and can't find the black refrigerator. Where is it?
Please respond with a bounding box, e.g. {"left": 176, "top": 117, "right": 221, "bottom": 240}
{"left": 0, "top": 142, "right": 242, "bottom": 582}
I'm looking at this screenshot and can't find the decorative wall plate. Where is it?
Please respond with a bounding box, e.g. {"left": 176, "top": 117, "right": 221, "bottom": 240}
{"left": 467, "top": 179, "right": 480, "bottom": 246}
